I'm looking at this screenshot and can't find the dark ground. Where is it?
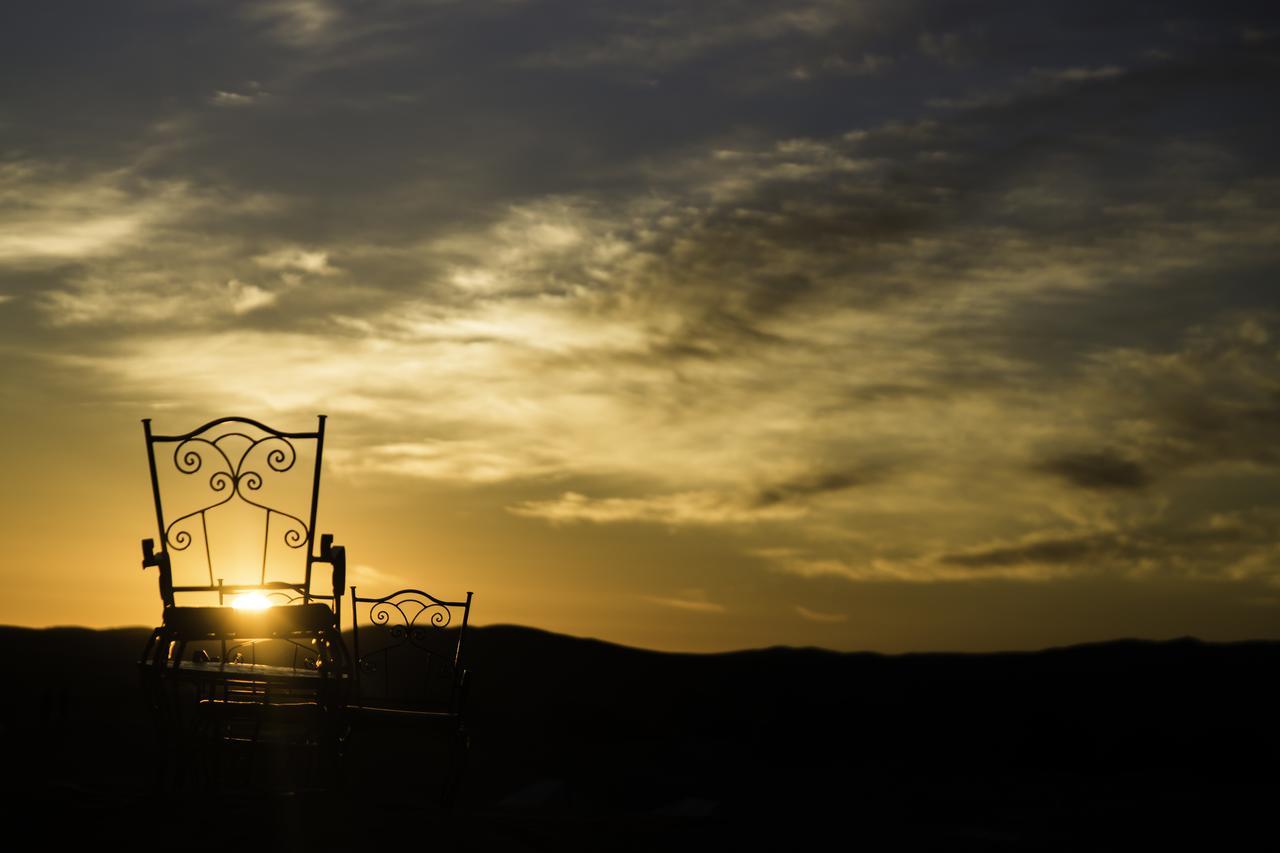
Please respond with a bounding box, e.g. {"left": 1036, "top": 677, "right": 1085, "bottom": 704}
{"left": 1, "top": 625, "right": 1277, "bottom": 850}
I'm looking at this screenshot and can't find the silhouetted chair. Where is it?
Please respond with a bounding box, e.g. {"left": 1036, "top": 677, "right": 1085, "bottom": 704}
{"left": 135, "top": 415, "right": 349, "bottom": 788}
{"left": 346, "top": 586, "right": 473, "bottom": 807}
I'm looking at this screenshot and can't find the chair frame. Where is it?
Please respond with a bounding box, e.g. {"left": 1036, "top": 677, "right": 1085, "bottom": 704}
{"left": 346, "top": 585, "right": 474, "bottom": 806}
{"left": 140, "top": 415, "right": 343, "bottom": 614}
{"left": 136, "top": 414, "right": 350, "bottom": 790}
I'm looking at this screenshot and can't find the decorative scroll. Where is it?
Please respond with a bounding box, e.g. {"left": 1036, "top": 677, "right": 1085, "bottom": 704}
{"left": 368, "top": 597, "right": 453, "bottom": 653}
{"left": 158, "top": 426, "right": 315, "bottom": 584}
{"left": 355, "top": 592, "right": 462, "bottom": 692}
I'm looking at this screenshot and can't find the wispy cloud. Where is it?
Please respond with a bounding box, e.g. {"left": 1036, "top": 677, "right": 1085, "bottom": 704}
{"left": 523, "top": 1, "right": 869, "bottom": 71}
{"left": 757, "top": 547, "right": 1080, "bottom": 583}
{"left": 243, "top": 0, "right": 342, "bottom": 48}
{"left": 511, "top": 491, "right": 809, "bottom": 526}
{"left": 254, "top": 247, "right": 337, "bottom": 276}
{"left": 226, "top": 279, "right": 278, "bottom": 315}
{"left": 0, "top": 163, "right": 190, "bottom": 263}
{"left": 643, "top": 591, "right": 726, "bottom": 614}
{"left": 795, "top": 605, "right": 847, "bottom": 623}
{"left": 1034, "top": 65, "right": 1125, "bottom": 83}
{"left": 211, "top": 82, "right": 271, "bottom": 107}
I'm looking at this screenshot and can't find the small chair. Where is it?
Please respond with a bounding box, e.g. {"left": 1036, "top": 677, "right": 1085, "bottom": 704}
{"left": 135, "top": 415, "right": 349, "bottom": 788}
{"left": 346, "top": 586, "right": 474, "bottom": 807}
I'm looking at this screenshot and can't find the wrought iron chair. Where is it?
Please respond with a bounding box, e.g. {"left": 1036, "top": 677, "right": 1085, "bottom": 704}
{"left": 345, "top": 586, "right": 474, "bottom": 807}
{"left": 135, "top": 415, "right": 349, "bottom": 788}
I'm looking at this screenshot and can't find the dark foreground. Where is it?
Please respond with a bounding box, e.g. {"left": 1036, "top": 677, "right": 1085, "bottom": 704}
{"left": 2, "top": 625, "right": 1276, "bottom": 850}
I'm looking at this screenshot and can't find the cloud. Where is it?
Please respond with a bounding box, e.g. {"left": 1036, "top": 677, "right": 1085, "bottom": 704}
{"left": 751, "top": 467, "right": 885, "bottom": 507}
{"left": 211, "top": 83, "right": 271, "bottom": 107}
{"left": 643, "top": 591, "right": 726, "bottom": 614}
{"left": 1072, "top": 316, "right": 1280, "bottom": 476}
{"left": 212, "top": 91, "right": 257, "bottom": 107}
{"left": 795, "top": 605, "right": 847, "bottom": 623}
{"left": 1036, "top": 450, "right": 1150, "bottom": 491}
{"left": 1241, "top": 27, "right": 1280, "bottom": 44}
{"left": 44, "top": 108, "right": 1280, "bottom": 582}
{"left": 227, "top": 279, "right": 278, "bottom": 315}
{"left": 790, "top": 53, "right": 893, "bottom": 81}
{"left": 0, "top": 163, "right": 190, "bottom": 263}
{"left": 254, "top": 247, "right": 337, "bottom": 276}
{"left": 758, "top": 544, "right": 1086, "bottom": 583}
{"left": 935, "top": 513, "right": 1280, "bottom": 579}
{"left": 243, "top": 0, "right": 342, "bottom": 48}
{"left": 755, "top": 498, "right": 1280, "bottom": 584}
{"left": 42, "top": 278, "right": 204, "bottom": 326}
{"left": 330, "top": 439, "right": 569, "bottom": 484}
{"left": 522, "top": 1, "right": 873, "bottom": 71}
{"left": 347, "top": 562, "right": 405, "bottom": 588}
{"left": 510, "top": 491, "right": 809, "bottom": 526}
{"left": 917, "top": 29, "right": 981, "bottom": 67}
{"left": 919, "top": 510, "right": 1277, "bottom": 581}
{"left": 1034, "top": 65, "right": 1125, "bottom": 83}
{"left": 754, "top": 548, "right": 883, "bottom": 581}
{"left": 939, "top": 532, "right": 1130, "bottom": 570}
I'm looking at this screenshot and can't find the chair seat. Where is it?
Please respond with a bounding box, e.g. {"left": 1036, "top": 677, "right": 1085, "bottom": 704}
{"left": 161, "top": 603, "right": 337, "bottom": 638}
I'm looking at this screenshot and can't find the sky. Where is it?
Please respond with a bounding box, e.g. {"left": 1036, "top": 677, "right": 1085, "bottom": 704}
{"left": 1, "top": 0, "right": 1278, "bottom": 651}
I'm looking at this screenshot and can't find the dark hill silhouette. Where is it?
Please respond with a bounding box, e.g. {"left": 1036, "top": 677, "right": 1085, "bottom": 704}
{"left": 2, "top": 624, "right": 1277, "bottom": 849}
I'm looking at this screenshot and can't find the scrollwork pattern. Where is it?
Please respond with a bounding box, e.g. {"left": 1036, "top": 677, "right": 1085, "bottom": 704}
{"left": 162, "top": 429, "right": 313, "bottom": 556}
{"left": 169, "top": 526, "right": 194, "bottom": 551}
{"left": 368, "top": 598, "right": 453, "bottom": 654}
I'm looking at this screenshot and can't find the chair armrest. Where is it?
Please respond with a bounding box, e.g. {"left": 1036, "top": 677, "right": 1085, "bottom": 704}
{"left": 317, "top": 534, "right": 347, "bottom": 599}
{"left": 141, "top": 538, "right": 174, "bottom": 608}
{"left": 331, "top": 545, "right": 346, "bottom": 598}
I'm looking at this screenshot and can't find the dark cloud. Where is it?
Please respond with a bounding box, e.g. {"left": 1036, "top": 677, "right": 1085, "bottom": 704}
{"left": 1037, "top": 451, "right": 1150, "bottom": 491}
{"left": 751, "top": 466, "right": 885, "bottom": 508}
{"left": 940, "top": 517, "right": 1266, "bottom": 571}
{"left": 942, "top": 532, "right": 1123, "bottom": 569}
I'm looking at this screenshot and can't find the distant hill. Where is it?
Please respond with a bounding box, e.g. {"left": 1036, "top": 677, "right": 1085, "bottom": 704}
{"left": 2, "top": 624, "right": 1277, "bottom": 849}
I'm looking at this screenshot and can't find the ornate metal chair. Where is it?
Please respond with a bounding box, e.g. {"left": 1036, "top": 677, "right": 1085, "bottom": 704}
{"left": 345, "top": 586, "right": 474, "bottom": 807}
{"left": 135, "top": 415, "right": 349, "bottom": 788}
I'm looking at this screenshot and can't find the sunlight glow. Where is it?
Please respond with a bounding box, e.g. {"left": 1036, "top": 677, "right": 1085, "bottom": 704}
{"left": 231, "top": 592, "right": 273, "bottom": 611}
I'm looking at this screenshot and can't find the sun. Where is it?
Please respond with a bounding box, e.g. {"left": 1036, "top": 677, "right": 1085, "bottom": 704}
{"left": 231, "top": 592, "right": 273, "bottom": 611}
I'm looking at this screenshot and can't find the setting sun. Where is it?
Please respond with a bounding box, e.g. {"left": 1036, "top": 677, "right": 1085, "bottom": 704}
{"left": 230, "top": 592, "right": 273, "bottom": 612}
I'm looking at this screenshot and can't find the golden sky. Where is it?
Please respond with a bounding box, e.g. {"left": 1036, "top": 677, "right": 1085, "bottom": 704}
{"left": 2, "top": 1, "right": 1278, "bottom": 651}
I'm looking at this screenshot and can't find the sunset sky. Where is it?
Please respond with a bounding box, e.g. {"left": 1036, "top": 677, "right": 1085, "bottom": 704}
{"left": 2, "top": 1, "right": 1278, "bottom": 651}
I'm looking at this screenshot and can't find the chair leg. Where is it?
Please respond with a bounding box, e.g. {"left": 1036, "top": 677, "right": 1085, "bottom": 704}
{"left": 316, "top": 708, "right": 344, "bottom": 791}
{"left": 442, "top": 727, "right": 471, "bottom": 812}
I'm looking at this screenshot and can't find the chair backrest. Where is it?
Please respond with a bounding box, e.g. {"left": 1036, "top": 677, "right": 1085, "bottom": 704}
{"left": 143, "top": 415, "right": 333, "bottom": 610}
{"left": 349, "top": 587, "right": 473, "bottom": 713}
